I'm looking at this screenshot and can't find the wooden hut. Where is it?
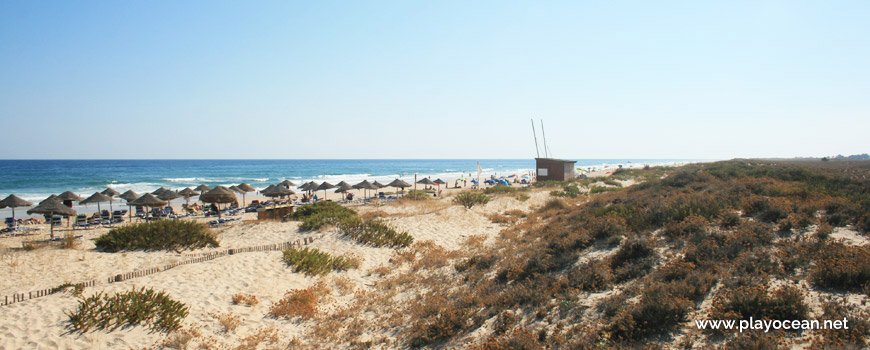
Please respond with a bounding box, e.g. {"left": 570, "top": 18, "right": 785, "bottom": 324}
{"left": 535, "top": 158, "right": 577, "bottom": 181}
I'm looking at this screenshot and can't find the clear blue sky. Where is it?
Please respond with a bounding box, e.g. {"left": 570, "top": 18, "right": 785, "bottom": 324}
{"left": 1, "top": 1, "right": 867, "bottom": 159}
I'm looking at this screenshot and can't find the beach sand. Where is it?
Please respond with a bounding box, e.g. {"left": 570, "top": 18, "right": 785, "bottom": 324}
{"left": 0, "top": 176, "right": 563, "bottom": 349}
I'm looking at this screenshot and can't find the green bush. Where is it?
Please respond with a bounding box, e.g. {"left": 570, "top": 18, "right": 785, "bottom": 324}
{"left": 282, "top": 247, "right": 354, "bottom": 276}
{"left": 337, "top": 217, "right": 414, "bottom": 247}
{"left": 589, "top": 185, "right": 620, "bottom": 194}
{"left": 484, "top": 185, "right": 517, "bottom": 195}
{"left": 551, "top": 184, "right": 582, "bottom": 198}
{"left": 95, "top": 220, "right": 218, "bottom": 252}
{"left": 66, "top": 287, "right": 188, "bottom": 333}
{"left": 609, "top": 284, "right": 693, "bottom": 341}
{"left": 293, "top": 201, "right": 358, "bottom": 231}
{"left": 453, "top": 192, "right": 490, "bottom": 209}
{"left": 402, "top": 191, "right": 433, "bottom": 200}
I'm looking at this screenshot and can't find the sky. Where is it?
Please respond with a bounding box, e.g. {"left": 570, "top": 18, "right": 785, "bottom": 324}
{"left": 1, "top": 1, "right": 868, "bottom": 160}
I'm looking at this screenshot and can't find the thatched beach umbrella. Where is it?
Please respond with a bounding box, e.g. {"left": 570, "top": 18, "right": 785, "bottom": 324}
{"left": 353, "top": 180, "right": 378, "bottom": 198}
{"left": 280, "top": 180, "right": 296, "bottom": 188}
{"left": 0, "top": 194, "right": 33, "bottom": 224}
{"left": 237, "top": 183, "right": 256, "bottom": 206}
{"left": 41, "top": 194, "right": 58, "bottom": 204}
{"left": 27, "top": 199, "right": 76, "bottom": 239}
{"left": 119, "top": 190, "right": 139, "bottom": 202}
{"left": 417, "top": 178, "right": 435, "bottom": 185}
{"left": 387, "top": 179, "right": 411, "bottom": 197}
{"left": 199, "top": 186, "right": 237, "bottom": 219}
{"left": 119, "top": 190, "right": 139, "bottom": 221}
{"left": 58, "top": 191, "right": 83, "bottom": 208}
{"left": 80, "top": 192, "right": 114, "bottom": 215}
{"left": 334, "top": 182, "right": 354, "bottom": 194}
{"left": 315, "top": 182, "right": 335, "bottom": 200}
{"left": 262, "top": 185, "right": 292, "bottom": 205}
{"left": 195, "top": 184, "right": 212, "bottom": 193}
{"left": 178, "top": 188, "right": 199, "bottom": 205}
{"left": 129, "top": 193, "right": 168, "bottom": 220}
{"left": 151, "top": 187, "right": 168, "bottom": 196}
{"left": 298, "top": 181, "right": 317, "bottom": 193}
{"left": 434, "top": 179, "right": 447, "bottom": 185}
{"left": 157, "top": 190, "right": 181, "bottom": 208}
{"left": 102, "top": 187, "right": 121, "bottom": 197}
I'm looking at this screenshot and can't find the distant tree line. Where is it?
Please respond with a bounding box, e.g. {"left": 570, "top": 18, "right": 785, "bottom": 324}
{"left": 821, "top": 153, "right": 869, "bottom": 161}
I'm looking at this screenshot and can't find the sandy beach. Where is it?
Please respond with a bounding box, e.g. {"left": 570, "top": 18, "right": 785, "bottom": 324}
{"left": 0, "top": 177, "right": 560, "bottom": 349}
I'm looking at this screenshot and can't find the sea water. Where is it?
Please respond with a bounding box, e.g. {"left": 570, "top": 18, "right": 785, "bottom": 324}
{"left": 0, "top": 159, "right": 703, "bottom": 217}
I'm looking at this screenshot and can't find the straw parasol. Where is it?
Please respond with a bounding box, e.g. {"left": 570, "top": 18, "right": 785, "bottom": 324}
{"left": 237, "top": 183, "right": 256, "bottom": 206}
{"left": 433, "top": 179, "right": 447, "bottom": 185}
{"left": 280, "top": 180, "right": 296, "bottom": 188}
{"left": 178, "top": 188, "right": 199, "bottom": 205}
{"left": 27, "top": 199, "right": 76, "bottom": 239}
{"left": 57, "top": 191, "right": 83, "bottom": 208}
{"left": 157, "top": 190, "right": 181, "bottom": 208}
{"left": 417, "top": 178, "right": 435, "bottom": 185}
{"left": 298, "top": 181, "right": 317, "bottom": 193}
{"left": 129, "top": 193, "right": 168, "bottom": 219}
{"left": 334, "top": 182, "right": 355, "bottom": 194}
{"left": 102, "top": 187, "right": 121, "bottom": 197}
{"left": 151, "top": 187, "right": 168, "bottom": 195}
{"left": 119, "top": 190, "right": 140, "bottom": 221}
{"left": 353, "top": 180, "right": 378, "bottom": 198}
{"left": 80, "top": 192, "right": 114, "bottom": 215}
{"left": 262, "top": 185, "right": 292, "bottom": 204}
{"left": 199, "top": 186, "right": 237, "bottom": 219}
{"left": 195, "top": 184, "right": 212, "bottom": 193}
{"left": 41, "top": 194, "right": 58, "bottom": 204}
{"left": 315, "top": 182, "right": 335, "bottom": 200}
{"left": 119, "top": 190, "right": 139, "bottom": 202}
{"left": 0, "top": 194, "right": 33, "bottom": 224}
{"left": 387, "top": 179, "right": 411, "bottom": 196}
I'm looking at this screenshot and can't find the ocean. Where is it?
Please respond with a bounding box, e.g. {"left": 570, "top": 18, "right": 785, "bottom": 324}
{"left": 0, "top": 159, "right": 701, "bottom": 217}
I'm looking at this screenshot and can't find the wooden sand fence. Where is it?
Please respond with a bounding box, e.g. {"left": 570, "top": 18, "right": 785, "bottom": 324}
{"left": 1, "top": 237, "right": 316, "bottom": 307}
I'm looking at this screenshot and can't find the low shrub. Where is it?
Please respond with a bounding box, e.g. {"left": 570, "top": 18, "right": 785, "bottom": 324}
{"left": 337, "top": 217, "right": 413, "bottom": 247}
{"left": 95, "top": 220, "right": 218, "bottom": 252}
{"left": 663, "top": 214, "right": 708, "bottom": 242}
{"left": 719, "top": 211, "right": 741, "bottom": 229}
{"left": 810, "top": 299, "right": 870, "bottom": 348}
{"left": 610, "top": 237, "right": 657, "bottom": 281}
{"left": 708, "top": 285, "right": 808, "bottom": 331}
{"left": 282, "top": 247, "right": 354, "bottom": 276}
{"left": 293, "top": 201, "right": 358, "bottom": 231}
{"left": 402, "top": 191, "right": 432, "bottom": 201}
{"left": 609, "top": 284, "right": 693, "bottom": 341}
{"left": 453, "top": 192, "right": 490, "bottom": 209}
{"left": 589, "top": 186, "right": 620, "bottom": 194}
{"left": 814, "top": 223, "right": 832, "bottom": 241}
{"left": 66, "top": 287, "right": 188, "bottom": 333}
{"left": 550, "top": 184, "right": 581, "bottom": 198}
{"left": 484, "top": 185, "right": 517, "bottom": 195}
{"left": 811, "top": 244, "right": 870, "bottom": 292}
{"left": 565, "top": 260, "right": 613, "bottom": 292}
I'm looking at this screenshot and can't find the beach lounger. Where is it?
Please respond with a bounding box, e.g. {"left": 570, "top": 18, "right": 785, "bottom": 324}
{"left": 51, "top": 215, "right": 63, "bottom": 227}
{"left": 135, "top": 206, "right": 146, "bottom": 218}
{"left": 74, "top": 215, "right": 89, "bottom": 229}
{"left": 112, "top": 210, "right": 124, "bottom": 223}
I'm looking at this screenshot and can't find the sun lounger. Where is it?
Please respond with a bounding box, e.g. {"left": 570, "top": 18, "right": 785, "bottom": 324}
{"left": 74, "top": 215, "right": 90, "bottom": 229}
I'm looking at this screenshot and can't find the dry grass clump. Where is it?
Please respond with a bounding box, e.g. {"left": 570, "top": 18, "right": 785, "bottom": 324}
{"left": 210, "top": 312, "right": 243, "bottom": 333}
{"left": 95, "top": 220, "right": 218, "bottom": 252}
{"left": 483, "top": 185, "right": 518, "bottom": 195}
{"left": 231, "top": 293, "right": 259, "bottom": 306}
{"left": 22, "top": 239, "right": 49, "bottom": 251}
{"left": 62, "top": 232, "right": 80, "bottom": 249}
{"left": 810, "top": 298, "right": 870, "bottom": 348}
{"left": 66, "top": 287, "right": 188, "bottom": 333}
{"left": 281, "top": 247, "right": 354, "bottom": 276}
{"left": 268, "top": 282, "right": 330, "bottom": 320}
{"left": 235, "top": 327, "right": 281, "bottom": 350}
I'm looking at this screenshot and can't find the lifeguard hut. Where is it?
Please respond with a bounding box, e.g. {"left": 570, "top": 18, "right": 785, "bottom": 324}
{"left": 535, "top": 158, "right": 576, "bottom": 181}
